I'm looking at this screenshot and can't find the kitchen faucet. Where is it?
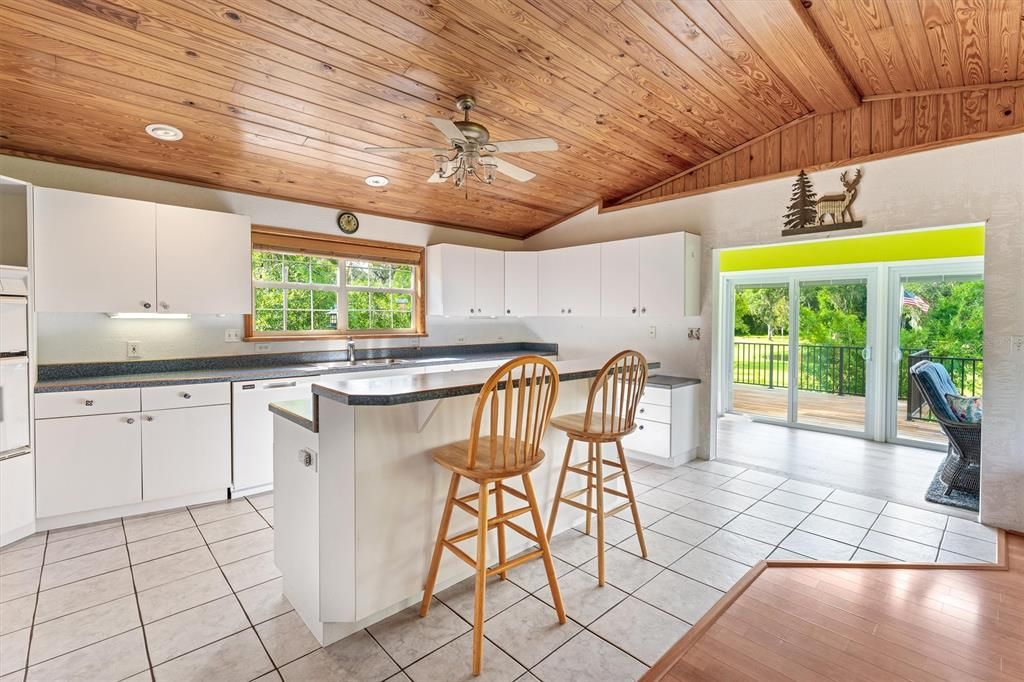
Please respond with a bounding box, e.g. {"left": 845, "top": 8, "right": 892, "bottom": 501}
{"left": 347, "top": 336, "right": 356, "bottom": 364}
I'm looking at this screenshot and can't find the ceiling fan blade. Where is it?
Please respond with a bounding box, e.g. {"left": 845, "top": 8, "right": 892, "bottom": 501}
{"left": 490, "top": 138, "right": 558, "bottom": 153}
{"left": 364, "top": 146, "right": 446, "bottom": 153}
{"left": 491, "top": 157, "right": 535, "bottom": 182}
{"left": 426, "top": 116, "right": 466, "bottom": 143}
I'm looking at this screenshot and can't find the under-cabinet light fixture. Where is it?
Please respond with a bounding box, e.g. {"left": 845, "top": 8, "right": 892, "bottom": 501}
{"left": 106, "top": 312, "right": 192, "bottom": 320}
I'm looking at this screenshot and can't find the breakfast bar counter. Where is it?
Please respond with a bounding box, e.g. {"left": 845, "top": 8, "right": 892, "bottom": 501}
{"left": 270, "top": 356, "right": 659, "bottom": 645}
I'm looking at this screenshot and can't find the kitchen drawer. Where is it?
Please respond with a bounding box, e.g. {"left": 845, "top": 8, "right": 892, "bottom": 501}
{"left": 622, "top": 418, "right": 670, "bottom": 459}
{"left": 639, "top": 386, "right": 671, "bottom": 407}
{"left": 36, "top": 387, "right": 141, "bottom": 419}
{"left": 635, "top": 403, "right": 671, "bottom": 424}
{"left": 142, "top": 382, "right": 229, "bottom": 411}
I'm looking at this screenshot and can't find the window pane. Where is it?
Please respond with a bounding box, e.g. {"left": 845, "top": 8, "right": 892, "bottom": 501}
{"left": 252, "top": 252, "right": 284, "bottom": 282}
{"left": 348, "top": 310, "right": 370, "bottom": 329}
{"left": 313, "top": 311, "right": 337, "bottom": 330}
{"left": 312, "top": 290, "right": 337, "bottom": 310}
{"left": 369, "top": 265, "right": 391, "bottom": 288}
{"left": 310, "top": 257, "right": 338, "bottom": 285}
{"left": 285, "top": 255, "right": 311, "bottom": 284}
{"left": 392, "top": 265, "right": 413, "bottom": 289}
{"left": 254, "top": 288, "right": 284, "bottom": 309}
{"left": 393, "top": 293, "right": 412, "bottom": 311}
{"left": 346, "top": 266, "right": 369, "bottom": 287}
{"left": 286, "top": 309, "right": 312, "bottom": 331}
{"left": 254, "top": 310, "right": 284, "bottom": 331}
{"left": 393, "top": 311, "right": 412, "bottom": 329}
{"left": 371, "top": 311, "right": 392, "bottom": 328}
{"left": 347, "top": 291, "right": 369, "bottom": 309}
{"left": 287, "top": 289, "right": 312, "bottom": 309}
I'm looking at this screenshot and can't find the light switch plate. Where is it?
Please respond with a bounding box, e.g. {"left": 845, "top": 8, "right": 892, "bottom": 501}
{"left": 126, "top": 341, "right": 141, "bottom": 359}
{"left": 648, "top": 326, "right": 657, "bottom": 339}
{"left": 254, "top": 343, "right": 272, "bottom": 353}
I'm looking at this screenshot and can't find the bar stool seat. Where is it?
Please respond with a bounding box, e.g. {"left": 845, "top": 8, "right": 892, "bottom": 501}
{"left": 547, "top": 350, "right": 650, "bottom": 587}
{"left": 420, "top": 356, "right": 566, "bottom": 676}
{"left": 432, "top": 437, "right": 546, "bottom": 480}
{"left": 549, "top": 413, "right": 635, "bottom": 442}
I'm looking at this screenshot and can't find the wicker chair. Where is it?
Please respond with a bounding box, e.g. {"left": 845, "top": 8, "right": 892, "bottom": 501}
{"left": 909, "top": 361, "right": 981, "bottom": 496}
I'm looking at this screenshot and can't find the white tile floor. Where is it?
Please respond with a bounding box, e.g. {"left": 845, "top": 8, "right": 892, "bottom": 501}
{"left": 0, "top": 460, "right": 999, "bottom": 682}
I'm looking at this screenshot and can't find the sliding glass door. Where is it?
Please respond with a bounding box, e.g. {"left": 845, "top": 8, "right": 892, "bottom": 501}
{"left": 887, "top": 264, "right": 984, "bottom": 447}
{"left": 726, "top": 271, "right": 873, "bottom": 436}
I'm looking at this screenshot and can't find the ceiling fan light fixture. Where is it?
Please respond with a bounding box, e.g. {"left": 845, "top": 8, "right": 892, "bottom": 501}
{"left": 364, "top": 175, "right": 389, "bottom": 187}
{"left": 145, "top": 123, "right": 183, "bottom": 141}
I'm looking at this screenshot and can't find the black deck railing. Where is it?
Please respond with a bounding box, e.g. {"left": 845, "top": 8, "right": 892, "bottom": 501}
{"left": 734, "top": 342, "right": 982, "bottom": 421}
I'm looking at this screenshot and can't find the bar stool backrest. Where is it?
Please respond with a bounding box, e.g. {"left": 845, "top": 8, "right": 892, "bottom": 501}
{"left": 583, "top": 350, "right": 648, "bottom": 435}
{"left": 467, "top": 355, "right": 560, "bottom": 470}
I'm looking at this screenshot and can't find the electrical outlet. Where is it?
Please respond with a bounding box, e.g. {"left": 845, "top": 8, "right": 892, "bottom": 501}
{"left": 688, "top": 327, "right": 701, "bottom": 341}
{"left": 126, "top": 341, "right": 141, "bottom": 359}
{"left": 254, "top": 343, "right": 272, "bottom": 353}
{"left": 456, "top": 336, "right": 466, "bottom": 344}
{"left": 1011, "top": 335, "right": 1024, "bottom": 354}
{"left": 224, "top": 329, "right": 242, "bottom": 343}
{"left": 648, "top": 326, "right": 656, "bottom": 339}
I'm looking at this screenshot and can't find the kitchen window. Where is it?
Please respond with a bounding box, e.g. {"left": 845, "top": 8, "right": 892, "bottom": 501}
{"left": 246, "top": 226, "right": 425, "bottom": 340}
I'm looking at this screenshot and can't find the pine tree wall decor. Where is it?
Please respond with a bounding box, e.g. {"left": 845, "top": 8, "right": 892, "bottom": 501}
{"left": 782, "top": 168, "right": 865, "bottom": 236}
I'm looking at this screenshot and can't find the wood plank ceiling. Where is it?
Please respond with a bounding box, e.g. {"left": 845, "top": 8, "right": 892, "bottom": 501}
{"left": 0, "top": 0, "right": 1020, "bottom": 238}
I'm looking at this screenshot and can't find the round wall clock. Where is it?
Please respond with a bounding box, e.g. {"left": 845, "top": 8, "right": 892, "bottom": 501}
{"left": 337, "top": 211, "right": 359, "bottom": 234}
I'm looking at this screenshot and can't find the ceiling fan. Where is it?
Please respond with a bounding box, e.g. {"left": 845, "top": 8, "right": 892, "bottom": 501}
{"left": 365, "top": 95, "right": 558, "bottom": 188}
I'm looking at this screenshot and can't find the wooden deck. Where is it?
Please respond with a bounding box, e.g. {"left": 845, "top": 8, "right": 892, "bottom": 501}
{"left": 644, "top": 531, "right": 1022, "bottom": 682}
{"left": 732, "top": 385, "right": 946, "bottom": 444}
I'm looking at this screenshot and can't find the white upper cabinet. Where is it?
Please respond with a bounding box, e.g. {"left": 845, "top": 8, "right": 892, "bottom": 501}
{"left": 638, "top": 232, "right": 701, "bottom": 317}
{"left": 34, "top": 188, "right": 157, "bottom": 313}
{"left": 504, "top": 251, "right": 537, "bottom": 317}
{"left": 472, "top": 248, "right": 504, "bottom": 317}
{"left": 34, "top": 188, "right": 251, "bottom": 314}
{"left": 600, "top": 239, "right": 640, "bottom": 317}
{"left": 156, "top": 204, "right": 251, "bottom": 314}
{"left": 538, "top": 244, "right": 600, "bottom": 316}
{"left": 426, "top": 244, "right": 504, "bottom": 317}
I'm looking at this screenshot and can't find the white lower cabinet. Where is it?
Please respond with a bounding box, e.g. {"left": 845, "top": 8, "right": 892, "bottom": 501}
{"left": 142, "top": 404, "right": 231, "bottom": 500}
{"left": 622, "top": 381, "right": 699, "bottom": 466}
{"left": 36, "top": 412, "right": 142, "bottom": 518}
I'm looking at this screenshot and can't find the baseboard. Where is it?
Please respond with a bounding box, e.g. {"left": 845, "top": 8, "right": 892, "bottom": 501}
{"left": 36, "top": 488, "right": 229, "bottom": 530}
{"left": 1, "top": 521, "right": 37, "bottom": 548}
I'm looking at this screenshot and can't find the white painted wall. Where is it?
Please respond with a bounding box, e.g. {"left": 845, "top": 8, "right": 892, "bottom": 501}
{"left": 526, "top": 134, "right": 1024, "bottom": 533}
{"left": 0, "top": 155, "right": 531, "bottom": 362}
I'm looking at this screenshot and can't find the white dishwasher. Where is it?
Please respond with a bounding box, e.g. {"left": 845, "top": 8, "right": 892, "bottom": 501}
{"left": 232, "top": 376, "right": 318, "bottom": 495}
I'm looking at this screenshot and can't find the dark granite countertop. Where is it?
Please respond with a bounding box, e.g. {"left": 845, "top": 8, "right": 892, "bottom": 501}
{"left": 310, "top": 357, "right": 661, "bottom": 408}
{"left": 35, "top": 342, "right": 557, "bottom": 393}
{"left": 647, "top": 375, "right": 701, "bottom": 388}
{"left": 269, "top": 399, "right": 317, "bottom": 432}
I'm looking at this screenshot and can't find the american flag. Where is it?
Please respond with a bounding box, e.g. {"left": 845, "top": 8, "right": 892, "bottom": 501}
{"left": 902, "top": 290, "right": 930, "bottom": 312}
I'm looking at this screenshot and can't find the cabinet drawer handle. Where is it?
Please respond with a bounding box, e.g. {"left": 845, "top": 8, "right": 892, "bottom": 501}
{"left": 182, "top": 393, "right": 192, "bottom": 399}
{"left": 126, "top": 417, "right": 136, "bottom": 424}
{"left": 142, "top": 301, "right": 151, "bottom": 309}
{"left": 84, "top": 400, "right": 94, "bottom": 407}
{"left": 298, "top": 448, "right": 316, "bottom": 468}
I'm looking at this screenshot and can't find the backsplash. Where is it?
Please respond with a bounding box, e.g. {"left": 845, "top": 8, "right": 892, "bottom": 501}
{"left": 35, "top": 313, "right": 538, "bottom": 363}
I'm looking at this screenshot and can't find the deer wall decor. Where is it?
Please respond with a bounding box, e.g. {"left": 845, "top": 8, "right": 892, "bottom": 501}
{"left": 815, "top": 169, "right": 862, "bottom": 225}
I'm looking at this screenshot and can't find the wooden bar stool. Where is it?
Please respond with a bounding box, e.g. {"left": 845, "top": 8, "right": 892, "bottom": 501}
{"left": 420, "top": 356, "right": 567, "bottom": 676}
{"left": 546, "top": 350, "right": 649, "bottom": 586}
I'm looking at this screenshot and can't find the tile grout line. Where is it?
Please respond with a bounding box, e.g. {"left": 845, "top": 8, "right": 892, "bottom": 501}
{"left": 122, "top": 517, "right": 157, "bottom": 682}
{"left": 182, "top": 499, "right": 282, "bottom": 680}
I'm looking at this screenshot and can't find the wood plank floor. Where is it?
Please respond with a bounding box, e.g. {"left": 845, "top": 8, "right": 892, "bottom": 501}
{"left": 732, "top": 385, "right": 945, "bottom": 443}
{"left": 646, "top": 532, "right": 1024, "bottom": 682}
{"left": 715, "top": 415, "right": 965, "bottom": 519}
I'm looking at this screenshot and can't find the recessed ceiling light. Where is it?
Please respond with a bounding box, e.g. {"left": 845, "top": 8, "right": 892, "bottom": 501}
{"left": 145, "top": 123, "right": 184, "bottom": 141}
{"left": 364, "top": 175, "right": 389, "bottom": 187}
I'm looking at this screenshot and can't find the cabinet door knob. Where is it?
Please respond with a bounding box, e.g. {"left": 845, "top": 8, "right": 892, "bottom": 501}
{"left": 561, "top": 308, "right": 565, "bottom": 314}
{"left": 144, "top": 415, "right": 153, "bottom": 422}
{"left": 638, "top": 424, "right": 644, "bottom": 430}
{"left": 299, "top": 448, "right": 316, "bottom": 468}
{"left": 567, "top": 308, "right": 572, "bottom": 314}
{"left": 142, "top": 301, "right": 151, "bottom": 309}
{"left": 126, "top": 418, "right": 136, "bottom": 424}
{"left": 182, "top": 392, "right": 192, "bottom": 399}
{"left": 639, "top": 408, "right": 645, "bottom": 413}
{"left": 632, "top": 307, "right": 637, "bottom": 314}
{"left": 506, "top": 309, "right": 511, "bottom": 315}
{"left": 159, "top": 302, "right": 169, "bottom": 310}
{"left": 470, "top": 308, "right": 475, "bottom": 314}
{"left": 84, "top": 399, "right": 94, "bottom": 406}
{"left": 641, "top": 306, "right": 647, "bottom": 314}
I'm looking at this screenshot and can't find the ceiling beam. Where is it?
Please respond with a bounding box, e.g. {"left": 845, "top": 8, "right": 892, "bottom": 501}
{"left": 711, "top": 0, "right": 861, "bottom": 113}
